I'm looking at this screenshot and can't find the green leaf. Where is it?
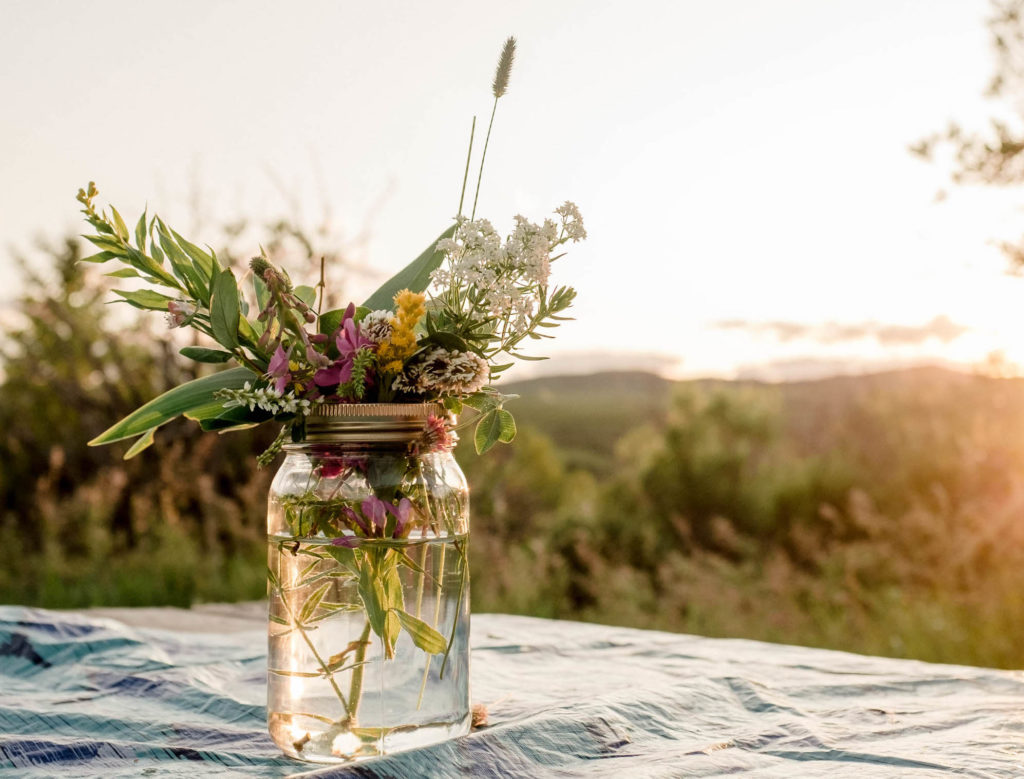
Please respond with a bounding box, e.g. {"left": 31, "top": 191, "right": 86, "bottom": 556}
{"left": 357, "top": 560, "right": 388, "bottom": 641}
{"left": 210, "top": 269, "right": 241, "bottom": 349}
{"left": 474, "top": 409, "right": 503, "bottom": 455}
{"left": 253, "top": 275, "right": 270, "bottom": 312}
{"left": 84, "top": 234, "right": 126, "bottom": 254}
{"left": 427, "top": 331, "right": 469, "bottom": 352}
{"left": 169, "top": 226, "right": 218, "bottom": 280}
{"left": 149, "top": 238, "right": 165, "bottom": 265}
{"left": 298, "top": 581, "right": 332, "bottom": 626}
{"left": 105, "top": 268, "right": 140, "bottom": 279}
{"left": 496, "top": 409, "right": 517, "bottom": 443}
{"left": 89, "top": 366, "right": 256, "bottom": 445}
{"left": 318, "top": 306, "right": 369, "bottom": 336}
{"left": 122, "top": 427, "right": 157, "bottom": 460}
{"left": 268, "top": 668, "right": 323, "bottom": 678}
{"left": 361, "top": 224, "right": 455, "bottom": 310}
{"left": 294, "top": 285, "right": 317, "bottom": 307}
{"left": 109, "top": 206, "right": 129, "bottom": 241}
{"left": 180, "top": 346, "right": 233, "bottom": 363}
{"left": 81, "top": 251, "right": 117, "bottom": 264}
{"left": 134, "top": 210, "right": 148, "bottom": 251}
{"left": 158, "top": 229, "right": 207, "bottom": 300}
{"left": 393, "top": 609, "right": 447, "bottom": 654}
{"left": 112, "top": 289, "right": 175, "bottom": 310}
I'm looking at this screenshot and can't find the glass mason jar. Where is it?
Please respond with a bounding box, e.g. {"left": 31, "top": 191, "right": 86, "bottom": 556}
{"left": 266, "top": 403, "right": 470, "bottom": 764}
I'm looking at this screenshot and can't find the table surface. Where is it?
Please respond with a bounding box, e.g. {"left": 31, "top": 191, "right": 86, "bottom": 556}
{"left": 1, "top": 603, "right": 1022, "bottom": 778}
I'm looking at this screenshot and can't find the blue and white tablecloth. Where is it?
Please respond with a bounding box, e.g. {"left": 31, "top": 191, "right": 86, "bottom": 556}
{"left": 1, "top": 605, "right": 1022, "bottom": 777}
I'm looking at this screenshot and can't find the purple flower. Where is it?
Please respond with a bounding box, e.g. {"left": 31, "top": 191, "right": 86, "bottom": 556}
{"left": 387, "top": 498, "right": 415, "bottom": 537}
{"left": 361, "top": 496, "right": 389, "bottom": 533}
{"left": 267, "top": 345, "right": 292, "bottom": 394}
{"left": 331, "top": 536, "right": 361, "bottom": 549}
{"left": 313, "top": 304, "right": 373, "bottom": 388}
{"left": 342, "top": 505, "right": 370, "bottom": 536}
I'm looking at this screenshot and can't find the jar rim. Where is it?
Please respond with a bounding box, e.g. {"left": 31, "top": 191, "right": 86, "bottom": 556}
{"left": 295, "top": 401, "right": 450, "bottom": 444}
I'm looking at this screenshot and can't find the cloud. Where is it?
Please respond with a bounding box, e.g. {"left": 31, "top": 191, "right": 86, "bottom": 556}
{"left": 734, "top": 356, "right": 968, "bottom": 383}
{"left": 715, "top": 315, "right": 968, "bottom": 346}
{"left": 504, "top": 350, "right": 684, "bottom": 379}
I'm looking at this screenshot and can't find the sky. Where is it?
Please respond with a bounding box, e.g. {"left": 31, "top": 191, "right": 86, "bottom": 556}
{"left": 2, "top": 0, "right": 1022, "bottom": 381}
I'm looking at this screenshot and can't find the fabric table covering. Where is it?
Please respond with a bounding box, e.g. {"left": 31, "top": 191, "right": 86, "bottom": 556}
{"left": 1, "top": 605, "right": 1022, "bottom": 777}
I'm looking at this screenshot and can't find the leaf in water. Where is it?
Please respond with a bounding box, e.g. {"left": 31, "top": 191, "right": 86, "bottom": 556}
{"left": 325, "top": 639, "right": 371, "bottom": 672}
{"left": 394, "top": 609, "right": 447, "bottom": 654}
{"left": 358, "top": 561, "right": 388, "bottom": 642}
{"left": 269, "top": 614, "right": 290, "bottom": 626}
{"left": 298, "top": 581, "right": 332, "bottom": 626}
{"left": 269, "top": 668, "right": 323, "bottom": 678}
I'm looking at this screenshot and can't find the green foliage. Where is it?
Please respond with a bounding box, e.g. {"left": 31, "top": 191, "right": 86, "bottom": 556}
{"left": 7, "top": 237, "right": 1024, "bottom": 670}
{"left": 361, "top": 225, "right": 456, "bottom": 311}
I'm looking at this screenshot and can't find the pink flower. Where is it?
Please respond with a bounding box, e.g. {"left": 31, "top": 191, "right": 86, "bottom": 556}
{"left": 317, "top": 458, "right": 345, "bottom": 479}
{"left": 331, "top": 536, "right": 361, "bottom": 549}
{"left": 341, "top": 505, "right": 370, "bottom": 536}
{"left": 361, "top": 496, "right": 389, "bottom": 532}
{"left": 388, "top": 498, "right": 415, "bottom": 537}
{"left": 314, "top": 304, "right": 373, "bottom": 388}
{"left": 423, "top": 415, "right": 453, "bottom": 452}
{"left": 267, "top": 345, "right": 292, "bottom": 394}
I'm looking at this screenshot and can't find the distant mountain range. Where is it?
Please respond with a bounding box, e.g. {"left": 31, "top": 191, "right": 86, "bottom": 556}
{"left": 495, "top": 366, "right": 1023, "bottom": 473}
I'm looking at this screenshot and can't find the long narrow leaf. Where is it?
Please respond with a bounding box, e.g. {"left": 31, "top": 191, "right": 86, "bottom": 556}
{"left": 361, "top": 224, "right": 455, "bottom": 310}
{"left": 89, "top": 366, "right": 256, "bottom": 445}
{"left": 394, "top": 609, "right": 447, "bottom": 654}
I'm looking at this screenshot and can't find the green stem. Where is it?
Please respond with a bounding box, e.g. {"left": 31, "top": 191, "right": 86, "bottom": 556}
{"left": 415, "top": 542, "right": 428, "bottom": 619}
{"left": 457, "top": 116, "right": 476, "bottom": 217}
{"left": 274, "top": 574, "right": 350, "bottom": 715}
{"left": 347, "top": 619, "right": 373, "bottom": 722}
{"left": 471, "top": 97, "right": 499, "bottom": 221}
{"left": 439, "top": 540, "right": 468, "bottom": 680}
{"left": 416, "top": 542, "right": 447, "bottom": 709}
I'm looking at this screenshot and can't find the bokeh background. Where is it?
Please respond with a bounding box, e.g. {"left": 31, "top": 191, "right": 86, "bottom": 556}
{"left": 4, "top": 0, "right": 1024, "bottom": 669}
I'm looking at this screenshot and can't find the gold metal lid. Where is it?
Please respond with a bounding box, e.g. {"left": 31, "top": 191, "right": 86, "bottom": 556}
{"left": 297, "top": 402, "right": 447, "bottom": 443}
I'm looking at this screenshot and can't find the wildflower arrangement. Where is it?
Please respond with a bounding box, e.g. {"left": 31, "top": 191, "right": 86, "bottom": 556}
{"left": 79, "top": 40, "right": 584, "bottom": 462}
{"left": 77, "top": 37, "right": 585, "bottom": 759}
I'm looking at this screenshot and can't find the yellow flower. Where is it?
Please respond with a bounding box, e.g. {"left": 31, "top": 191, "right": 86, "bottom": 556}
{"left": 377, "top": 289, "right": 425, "bottom": 374}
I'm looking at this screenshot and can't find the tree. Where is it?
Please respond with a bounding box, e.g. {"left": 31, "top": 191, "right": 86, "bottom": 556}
{"left": 912, "top": 0, "right": 1024, "bottom": 266}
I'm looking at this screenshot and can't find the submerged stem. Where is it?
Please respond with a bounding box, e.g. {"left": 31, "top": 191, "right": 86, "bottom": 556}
{"left": 274, "top": 569, "right": 350, "bottom": 715}
{"left": 347, "top": 619, "right": 373, "bottom": 722}
{"left": 417, "top": 542, "right": 448, "bottom": 709}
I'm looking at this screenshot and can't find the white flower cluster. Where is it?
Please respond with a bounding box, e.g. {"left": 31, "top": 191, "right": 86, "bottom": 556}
{"left": 393, "top": 347, "right": 490, "bottom": 396}
{"left": 555, "top": 201, "right": 587, "bottom": 242}
{"left": 217, "top": 382, "right": 316, "bottom": 415}
{"left": 360, "top": 310, "right": 393, "bottom": 345}
{"left": 431, "top": 204, "right": 583, "bottom": 332}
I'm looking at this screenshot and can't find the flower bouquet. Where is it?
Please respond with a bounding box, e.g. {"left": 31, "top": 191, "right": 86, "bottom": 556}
{"left": 78, "top": 37, "right": 585, "bottom": 762}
